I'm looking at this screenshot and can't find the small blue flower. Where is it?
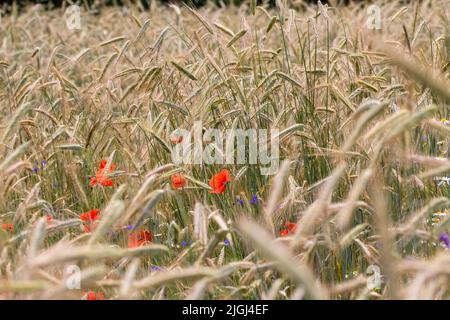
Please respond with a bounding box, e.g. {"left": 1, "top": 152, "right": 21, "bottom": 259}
{"left": 237, "top": 198, "right": 243, "bottom": 205}
{"left": 33, "top": 167, "right": 39, "bottom": 174}
{"left": 41, "top": 160, "right": 47, "bottom": 166}
{"left": 224, "top": 239, "right": 230, "bottom": 246}
{"left": 125, "top": 225, "right": 134, "bottom": 230}
{"left": 151, "top": 266, "right": 161, "bottom": 272}
{"left": 250, "top": 194, "right": 258, "bottom": 205}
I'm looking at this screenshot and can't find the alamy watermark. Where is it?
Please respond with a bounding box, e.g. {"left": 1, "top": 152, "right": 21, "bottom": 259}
{"left": 366, "top": 264, "right": 382, "bottom": 290}
{"left": 366, "top": 5, "right": 382, "bottom": 30}
{"left": 65, "top": 5, "right": 81, "bottom": 31}
{"left": 171, "top": 121, "right": 280, "bottom": 176}
{"left": 64, "top": 264, "right": 81, "bottom": 290}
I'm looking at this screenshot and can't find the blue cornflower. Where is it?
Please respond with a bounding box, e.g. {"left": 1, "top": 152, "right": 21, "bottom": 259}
{"left": 250, "top": 194, "right": 258, "bottom": 205}
{"left": 181, "top": 240, "right": 192, "bottom": 247}
{"left": 439, "top": 233, "right": 450, "bottom": 249}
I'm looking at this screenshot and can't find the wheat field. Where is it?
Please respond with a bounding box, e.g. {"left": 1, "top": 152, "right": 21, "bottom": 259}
{"left": 0, "top": 0, "right": 449, "bottom": 300}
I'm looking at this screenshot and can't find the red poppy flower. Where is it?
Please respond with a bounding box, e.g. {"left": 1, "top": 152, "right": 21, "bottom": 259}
{"left": 96, "top": 291, "right": 105, "bottom": 300}
{"left": 84, "top": 291, "right": 106, "bottom": 300}
{"left": 279, "top": 229, "right": 289, "bottom": 237}
{"left": 46, "top": 215, "right": 53, "bottom": 226}
{"left": 128, "top": 229, "right": 153, "bottom": 248}
{"left": 0, "top": 223, "right": 13, "bottom": 233}
{"left": 279, "top": 222, "right": 297, "bottom": 237}
{"left": 80, "top": 209, "right": 101, "bottom": 233}
{"left": 171, "top": 174, "right": 187, "bottom": 189}
{"left": 209, "top": 169, "right": 231, "bottom": 194}
{"left": 90, "top": 160, "right": 115, "bottom": 188}
{"left": 171, "top": 135, "right": 183, "bottom": 144}
{"left": 286, "top": 222, "right": 297, "bottom": 232}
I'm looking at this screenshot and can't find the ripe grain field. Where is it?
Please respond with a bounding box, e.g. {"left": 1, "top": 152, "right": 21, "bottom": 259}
{"left": 0, "top": 0, "right": 449, "bottom": 300}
